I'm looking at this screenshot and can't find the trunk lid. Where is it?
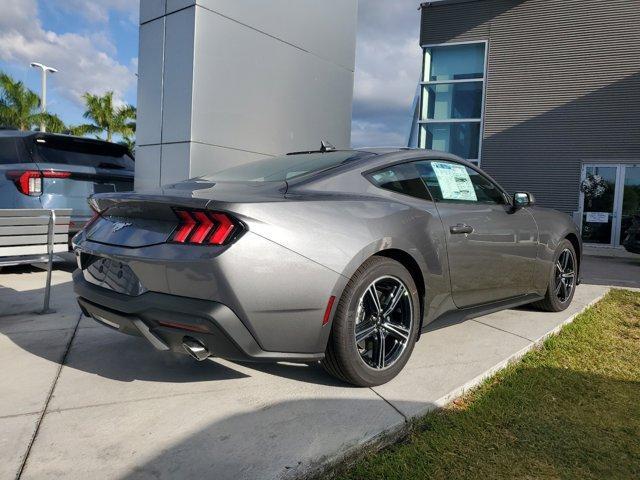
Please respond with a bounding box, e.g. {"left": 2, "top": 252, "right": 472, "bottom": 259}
{"left": 86, "top": 194, "right": 209, "bottom": 248}
{"left": 85, "top": 180, "right": 286, "bottom": 248}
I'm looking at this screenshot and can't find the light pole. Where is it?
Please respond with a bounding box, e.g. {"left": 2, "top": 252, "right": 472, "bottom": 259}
{"left": 30, "top": 62, "right": 58, "bottom": 132}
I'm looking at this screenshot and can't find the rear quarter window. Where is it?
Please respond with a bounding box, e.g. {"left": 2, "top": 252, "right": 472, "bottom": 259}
{"left": 368, "top": 162, "right": 432, "bottom": 201}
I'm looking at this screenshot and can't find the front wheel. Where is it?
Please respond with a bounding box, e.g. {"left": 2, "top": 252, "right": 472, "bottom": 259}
{"left": 532, "top": 239, "right": 577, "bottom": 312}
{"left": 322, "top": 256, "right": 420, "bottom": 387}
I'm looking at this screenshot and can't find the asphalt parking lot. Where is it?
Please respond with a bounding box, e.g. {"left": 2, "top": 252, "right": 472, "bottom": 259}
{"left": 0, "top": 253, "right": 634, "bottom": 479}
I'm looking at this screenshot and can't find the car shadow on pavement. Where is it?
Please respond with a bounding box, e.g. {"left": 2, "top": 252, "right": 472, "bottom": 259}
{"left": 234, "top": 361, "right": 351, "bottom": 388}
{"left": 69, "top": 324, "right": 254, "bottom": 383}
{"left": 106, "top": 398, "right": 424, "bottom": 480}
{"left": 0, "top": 273, "right": 345, "bottom": 386}
{"left": 109, "top": 368, "right": 639, "bottom": 480}
{"left": 0, "top": 277, "right": 77, "bottom": 319}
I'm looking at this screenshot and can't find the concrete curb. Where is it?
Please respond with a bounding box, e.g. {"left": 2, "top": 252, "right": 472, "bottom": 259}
{"left": 303, "top": 288, "right": 611, "bottom": 480}
{"left": 429, "top": 289, "right": 609, "bottom": 413}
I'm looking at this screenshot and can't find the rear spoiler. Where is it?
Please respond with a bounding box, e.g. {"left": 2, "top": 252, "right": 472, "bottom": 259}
{"left": 90, "top": 193, "right": 211, "bottom": 221}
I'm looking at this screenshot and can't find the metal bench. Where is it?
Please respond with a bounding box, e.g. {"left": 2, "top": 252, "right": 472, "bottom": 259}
{"left": 0, "top": 209, "right": 71, "bottom": 313}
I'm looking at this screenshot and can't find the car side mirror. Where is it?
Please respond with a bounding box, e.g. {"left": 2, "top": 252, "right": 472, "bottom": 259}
{"left": 513, "top": 192, "right": 535, "bottom": 209}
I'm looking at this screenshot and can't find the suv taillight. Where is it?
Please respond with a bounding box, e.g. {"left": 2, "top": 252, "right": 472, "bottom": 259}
{"left": 7, "top": 170, "right": 71, "bottom": 196}
{"left": 171, "top": 209, "right": 241, "bottom": 245}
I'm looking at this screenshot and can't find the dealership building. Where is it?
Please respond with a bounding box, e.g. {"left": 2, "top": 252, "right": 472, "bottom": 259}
{"left": 416, "top": 0, "right": 640, "bottom": 248}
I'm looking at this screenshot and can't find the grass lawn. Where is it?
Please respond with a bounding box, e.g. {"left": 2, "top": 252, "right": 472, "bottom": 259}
{"left": 338, "top": 289, "right": 640, "bottom": 480}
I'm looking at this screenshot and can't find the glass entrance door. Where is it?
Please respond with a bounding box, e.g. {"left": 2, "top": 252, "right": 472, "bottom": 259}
{"left": 620, "top": 165, "right": 640, "bottom": 246}
{"left": 580, "top": 165, "right": 620, "bottom": 245}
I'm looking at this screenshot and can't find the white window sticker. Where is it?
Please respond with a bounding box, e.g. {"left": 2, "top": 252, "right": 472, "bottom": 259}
{"left": 431, "top": 162, "right": 477, "bottom": 201}
{"left": 586, "top": 212, "right": 609, "bottom": 223}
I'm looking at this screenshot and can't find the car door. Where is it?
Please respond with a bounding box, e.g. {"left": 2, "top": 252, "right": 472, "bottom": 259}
{"left": 415, "top": 160, "right": 539, "bottom": 308}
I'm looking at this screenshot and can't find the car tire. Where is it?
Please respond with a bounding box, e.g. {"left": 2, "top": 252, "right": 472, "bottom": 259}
{"left": 322, "top": 256, "right": 420, "bottom": 387}
{"left": 531, "top": 239, "right": 578, "bottom": 312}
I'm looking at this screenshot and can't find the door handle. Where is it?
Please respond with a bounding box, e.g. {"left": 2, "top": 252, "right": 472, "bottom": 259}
{"left": 450, "top": 224, "right": 474, "bottom": 235}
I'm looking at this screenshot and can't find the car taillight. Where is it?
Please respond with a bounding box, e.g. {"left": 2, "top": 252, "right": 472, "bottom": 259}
{"left": 7, "top": 170, "right": 71, "bottom": 196}
{"left": 171, "top": 209, "right": 241, "bottom": 245}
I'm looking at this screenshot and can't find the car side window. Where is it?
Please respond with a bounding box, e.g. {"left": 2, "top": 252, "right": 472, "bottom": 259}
{"left": 368, "top": 162, "right": 432, "bottom": 201}
{"left": 414, "top": 160, "right": 506, "bottom": 205}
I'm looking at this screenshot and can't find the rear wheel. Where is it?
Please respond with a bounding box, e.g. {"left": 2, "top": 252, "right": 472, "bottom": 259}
{"left": 322, "top": 256, "right": 420, "bottom": 387}
{"left": 532, "top": 239, "right": 577, "bottom": 312}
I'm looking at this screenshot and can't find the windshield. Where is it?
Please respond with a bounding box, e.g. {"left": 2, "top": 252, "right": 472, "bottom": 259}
{"left": 205, "top": 151, "right": 372, "bottom": 182}
{"left": 33, "top": 136, "right": 134, "bottom": 170}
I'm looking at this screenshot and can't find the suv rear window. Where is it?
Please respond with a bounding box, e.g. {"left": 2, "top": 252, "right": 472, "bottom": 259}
{"left": 0, "top": 137, "right": 24, "bottom": 164}
{"left": 33, "top": 136, "right": 134, "bottom": 170}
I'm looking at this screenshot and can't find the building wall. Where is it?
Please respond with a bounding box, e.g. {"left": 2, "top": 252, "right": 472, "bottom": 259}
{"left": 421, "top": 0, "right": 640, "bottom": 214}
{"left": 136, "top": 0, "right": 358, "bottom": 190}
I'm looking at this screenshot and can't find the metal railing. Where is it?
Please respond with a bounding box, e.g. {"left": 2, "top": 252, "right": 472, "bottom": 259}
{"left": 0, "top": 208, "right": 71, "bottom": 314}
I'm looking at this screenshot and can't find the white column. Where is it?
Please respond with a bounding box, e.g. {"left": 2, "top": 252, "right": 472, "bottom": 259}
{"left": 135, "top": 0, "right": 358, "bottom": 190}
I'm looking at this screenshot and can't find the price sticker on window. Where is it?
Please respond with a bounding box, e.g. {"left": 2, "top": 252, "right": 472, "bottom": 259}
{"left": 431, "top": 162, "right": 477, "bottom": 201}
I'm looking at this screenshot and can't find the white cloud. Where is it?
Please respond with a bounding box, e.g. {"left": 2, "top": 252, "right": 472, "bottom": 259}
{"left": 0, "top": 0, "right": 136, "bottom": 108}
{"left": 351, "top": 119, "right": 409, "bottom": 148}
{"left": 55, "top": 0, "right": 139, "bottom": 24}
{"left": 352, "top": 0, "right": 422, "bottom": 147}
{"left": 0, "top": 0, "right": 421, "bottom": 143}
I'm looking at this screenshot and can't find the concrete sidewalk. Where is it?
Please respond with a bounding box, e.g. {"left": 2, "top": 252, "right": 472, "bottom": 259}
{"left": 0, "top": 265, "right": 611, "bottom": 480}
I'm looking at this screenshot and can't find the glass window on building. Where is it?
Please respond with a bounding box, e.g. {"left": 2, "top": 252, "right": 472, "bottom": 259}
{"left": 419, "top": 42, "right": 486, "bottom": 164}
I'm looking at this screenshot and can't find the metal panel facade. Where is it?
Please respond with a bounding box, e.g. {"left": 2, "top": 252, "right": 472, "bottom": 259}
{"left": 136, "top": 18, "right": 165, "bottom": 147}
{"left": 136, "top": 0, "right": 358, "bottom": 189}
{"left": 421, "top": 0, "right": 640, "bottom": 214}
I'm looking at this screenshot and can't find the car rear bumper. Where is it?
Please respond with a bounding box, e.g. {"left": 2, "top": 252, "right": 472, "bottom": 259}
{"left": 73, "top": 270, "right": 325, "bottom": 363}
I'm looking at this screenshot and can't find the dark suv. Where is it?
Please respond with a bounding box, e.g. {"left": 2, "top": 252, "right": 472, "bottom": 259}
{"left": 0, "top": 130, "right": 134, "bottom": 237}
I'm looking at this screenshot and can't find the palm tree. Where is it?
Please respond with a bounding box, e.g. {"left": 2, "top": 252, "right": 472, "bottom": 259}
{"left": 40, "top": 113, "right": 69, "bottom": 134}
{"left": 118, "top": 135, "right": 135, "bottom": 153}
{"left": 0, "top": 72, "right": 48, "bottom": 131}
{"left": 78, "top": 91, "right": 136, "bottom": 142}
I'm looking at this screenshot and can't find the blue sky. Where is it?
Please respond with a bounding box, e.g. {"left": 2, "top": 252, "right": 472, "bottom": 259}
{"left": 0, "top": 0, "right": 421, "bottom": 146}
{"left": 0, "top": 0, "right": 139, "bottom": 128}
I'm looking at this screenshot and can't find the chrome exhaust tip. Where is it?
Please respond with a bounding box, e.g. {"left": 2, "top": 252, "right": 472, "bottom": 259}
{"left": 182, "top": 338, "right": 210, "bottom": 361}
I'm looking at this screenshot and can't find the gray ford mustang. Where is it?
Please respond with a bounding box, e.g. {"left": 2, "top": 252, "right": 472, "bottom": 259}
{"left": 72, "top": 148, "right": 581, "bottom": 386}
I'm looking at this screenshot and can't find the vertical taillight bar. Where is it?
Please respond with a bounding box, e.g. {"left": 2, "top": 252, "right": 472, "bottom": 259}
{"left": 209, "top": 213, "right": 235, "bottom": 245}
{"left": 190, "top": 212, "right": 215, "bottom": 244}
{"left": 172, "top": 210, "right": 197, "bottom": 243}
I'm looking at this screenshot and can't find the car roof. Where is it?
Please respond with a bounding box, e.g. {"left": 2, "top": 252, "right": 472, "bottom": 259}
{"left": 0, "top": 129, "right": 37, "bottom": 138}
{"left": 349, "top": 147, "right": 472, "bottom": 169}
{"left": 284, "top": 147, "right": 476, "bottom": 187}
{"left": 285, "top": 148, "right": 511, "bottom": 199}
{"left": 285, "top": 147, "right": 467, "bottom": 162}
{"left": 352, "top": 147, "right": 414, "bottom": 155}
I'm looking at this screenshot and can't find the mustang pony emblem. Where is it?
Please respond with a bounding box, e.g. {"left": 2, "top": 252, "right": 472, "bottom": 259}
{"left": 112, "top": 221, "right": 132, "bottom": 233}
